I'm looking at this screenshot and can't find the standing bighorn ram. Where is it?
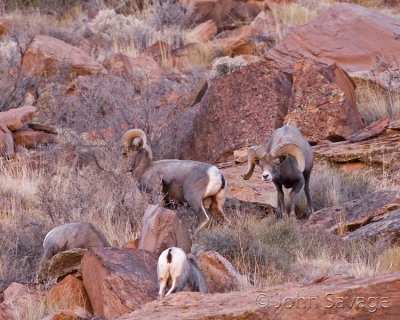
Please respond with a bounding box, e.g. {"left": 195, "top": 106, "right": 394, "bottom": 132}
{"left": 242, "top": 125, "right": 314, "bottom": 218}
{"left": 119, "top": 129, "right": 229, "bottom": 231}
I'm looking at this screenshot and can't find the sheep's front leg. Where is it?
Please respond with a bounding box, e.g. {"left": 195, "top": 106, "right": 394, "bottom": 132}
{"left": 288, "top": 179, "right": 304, "bottom": 218}
{"left": 303, "top": 171, "right": 313, "bottom": 214}
{"left": 274, "top": 182, "right": 285, "bottom": 219}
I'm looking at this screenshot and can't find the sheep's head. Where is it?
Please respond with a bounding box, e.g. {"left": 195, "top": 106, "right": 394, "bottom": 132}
{"left": 242, "top": 143, "right": 305, "bottom": 182}
{"left": 119, "top": 129, "right": 152, "bottom": 174}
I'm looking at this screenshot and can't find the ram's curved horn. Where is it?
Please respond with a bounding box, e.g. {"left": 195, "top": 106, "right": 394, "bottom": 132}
{"left": 242, "top": 146, "right": 266, "bottom": 180}
{"left": 271, "top": 142, "right": 305, "bottom": 173}
{"left": 121, "top": 129, "right": 147, "bottom": 153}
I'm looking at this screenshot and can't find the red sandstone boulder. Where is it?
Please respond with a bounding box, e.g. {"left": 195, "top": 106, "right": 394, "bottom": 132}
{"left": 192, "top": 61, "right": 292, "bottom": 163}
{"left": 81, "top": 247, "right": 158, "bottom": 319}
{"left": 22, "top": 35, "right": 105, "bottom": 79}
{"left": 0, "top": 106, "right": 37, "bottom": 131}
{"left": 47, "top": 275, "right": 93, "bottom": 314}
{"left": 0, "top": 283, "right": 45, "bottom": 320}
{"left": 196, "top": 250, "right": 251, "bottom": 293}
{"left": 138, "top": 205, "right": 192, "bottom": 255}
{"left": 313, "top": 130, "right": 400, "bottom": 170}
{"left": 346, "top": 118, "right": 390, "bottom": 143}
{"left": 284, "top": 61, "right": 365, "bottom": 143}
{"left": 38, "top": 248, "right": 87, "bottom": 283}
{"left": 344, "top": 209, "right": 400, "bottom": 245}
{"left": 183, "top": 0, "right": 261, "bottom": 31}
{"left": 13, "top": 128, "right": 56, "bottom": 148}
{"left": 211, "top": 10, "right": 278, "bottom": 57}
{"left": 187, "top": 20, "right": 217, "bottom": 43}
{"left": 266, "top": 3, "right": 400, "bottom": 89}
{"left": 301, "top": 189, "right": 400, "bottom": 236}
{"left": 102, "top": 53, "right": 161, "bottom": 85}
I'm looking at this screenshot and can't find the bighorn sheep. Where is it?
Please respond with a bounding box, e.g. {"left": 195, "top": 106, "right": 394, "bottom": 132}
{"left": 242, "top": 125, "right": 314, "bottom": 218}
{"left": 40, "top": 222, "right": 111, "bottom": 265}
{"left": 157, "top": 247, "right": 208, "bottom": 299}
{"left": 120, "top": 129, "right": 229, "bottom": 231}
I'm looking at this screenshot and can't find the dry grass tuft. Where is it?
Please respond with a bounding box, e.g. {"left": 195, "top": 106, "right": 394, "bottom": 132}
{"left": 378, "top": 246, "right": 400, "bottom": 273}
{"left": 196, "top": 213, "right": 386, "bottom": 288}
{"left": 291, "top": 164, "right": 383, "bottom": 216}
{"left": 355, "top": 79, "right": 400, "bottom": 124}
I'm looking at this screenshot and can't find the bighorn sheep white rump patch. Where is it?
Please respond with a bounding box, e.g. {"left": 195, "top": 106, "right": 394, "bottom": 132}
{"left": 40, "top": 222, "right": 111, "bottom": 265}
{"left": 119, "top": 129, "right": 229, "bottom": 231}
{"left": 157, "top": 247, "right": 208, "bottom": 299}
{"left": 242, "top": 125, "right": 314, "bottom": 217}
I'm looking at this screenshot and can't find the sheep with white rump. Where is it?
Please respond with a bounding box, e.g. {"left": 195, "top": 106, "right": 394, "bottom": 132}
{"left": 119, "top": 129, "right": 229, "bottom": 231}
{"left": 157, "top": 247, "right": 208, "bottom": 299}
{"left": 40, "top": 222, "right": 111, "bottom": 265}
{"left": 242, "top": 125, "right": 314, "bottom": 218}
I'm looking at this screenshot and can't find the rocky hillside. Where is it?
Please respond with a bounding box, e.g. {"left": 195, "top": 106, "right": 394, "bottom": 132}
{"left": 1, "top": 0, "right": 400, "bottom": 319}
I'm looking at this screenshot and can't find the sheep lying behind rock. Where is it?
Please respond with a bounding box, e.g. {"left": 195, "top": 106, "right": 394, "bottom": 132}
{"left": 40, "top": 222, "right": 111, "bottom": 265}
{"left": 157, "top": 247, "right": 208, "bottom": 299}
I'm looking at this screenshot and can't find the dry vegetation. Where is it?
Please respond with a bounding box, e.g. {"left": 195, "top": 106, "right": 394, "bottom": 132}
{"left": 1, "top": 1, "right": 400, "bottom": 318}
{"left": 197, "top": 214, "right": 387, "bottom": 288}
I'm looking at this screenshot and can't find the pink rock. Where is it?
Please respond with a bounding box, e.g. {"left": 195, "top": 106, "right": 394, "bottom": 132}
{"left": 0, "top": 106, "right": 37, "bottom": 131}
{"left": 266, "top": 3, "right": 400, "bottom": 88}
{"left": 13, "top": 128, "right": 56, "bottom": 148}
{"left": 187, "top": 20, "right": 217, "bottom": 43}
{"left": 284, "top": 61, "right": 365, "bottom": 143}
{"left": 81, "top": 247, "right": 158, "bottom": 318}
{"left": 138, "top": 205, "right": 192, "bottom": 255}
{"left": 103, "top": 53, "right": 161, "bottom": 85}
{"left": 22, "top": 35, "right": 105, "bottom": 79}
{"left": 196, "top": 250, "right": 251, "bottom": 293}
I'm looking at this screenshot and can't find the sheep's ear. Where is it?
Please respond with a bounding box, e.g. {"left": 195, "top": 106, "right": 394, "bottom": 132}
{"left": 187, "top": 255, "right": 199, "bottom": 268}
{"left": 131, "top": 137, "right": 144, "bottom": 150}
{"left": 278, "top": 154, "right": 288, "bottom": 163}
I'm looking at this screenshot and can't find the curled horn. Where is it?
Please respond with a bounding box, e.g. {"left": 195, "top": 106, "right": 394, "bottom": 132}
{"left": 121, "top": 129, "right": 147, "bottom": 153}
{"left": 271, "top": 143, "right": 305, "bottom": 172}
{"left": 242, "top": 146, "right": 266, "bottom": 180}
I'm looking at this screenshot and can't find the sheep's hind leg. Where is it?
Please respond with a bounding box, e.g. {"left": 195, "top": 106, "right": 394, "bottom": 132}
{"left": 183, "top": 179, "right": 211, "bottom": 232}
{"left": 210, "top": 186, "right": 230, "bottom": 224}
{"left": 158, "top": 278, "right": 168, "bottom": 299}
{"left": 165, "top": 277, "right": 186, "bottom": 296}
{"left": 186, "top": 197, "right": 210, "bottom": 233}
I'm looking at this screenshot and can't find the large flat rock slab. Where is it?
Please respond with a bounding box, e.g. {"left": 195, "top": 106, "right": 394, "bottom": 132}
{"left": 265, "top": 3, "right": 400, "bottom": 89}
{"left": 300, "top": 189, "right": 400, "bottom": 235}
{"left": 313, "top": 132, "right": 400, "bottom": 169}
{"left": 116, "top": 272, "right": 400, "bottom": 319}
{"left": 344, "top": 209, "right": 400, "bottom": 245}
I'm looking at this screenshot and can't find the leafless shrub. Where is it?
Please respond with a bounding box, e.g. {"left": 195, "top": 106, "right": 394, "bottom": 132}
{"left": 0, "top": 17, "right": 39, "bottom": 111}
{"left": 87, "top": 7, "right": 186, "bottom": 59}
